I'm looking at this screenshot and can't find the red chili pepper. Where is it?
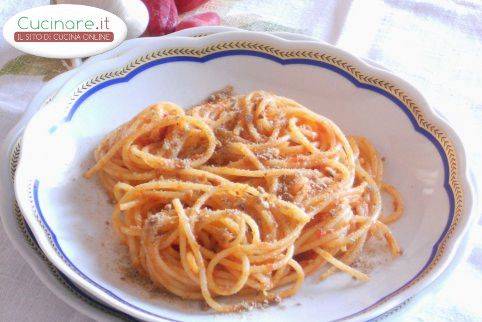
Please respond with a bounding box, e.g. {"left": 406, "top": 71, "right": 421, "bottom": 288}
{"left": 175, "top": 12, "right": 220, "bottom": 31}
{"left": 142, "top": 0, "right": 178, "bottom": 36}
{"left": 175, "top": 0, "right": 209, "bottom": 14}
{"left": 317, "top": 230, "right": 327, "bottom": 238}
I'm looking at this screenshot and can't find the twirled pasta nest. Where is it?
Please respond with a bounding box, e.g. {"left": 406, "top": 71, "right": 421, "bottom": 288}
{"left": 85, "top": 89, "right": 403, "bottom": 312}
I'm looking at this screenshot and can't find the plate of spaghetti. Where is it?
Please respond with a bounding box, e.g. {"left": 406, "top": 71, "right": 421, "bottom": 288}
{"left": 14, "top": 30, "right": 474, "bottom": 321}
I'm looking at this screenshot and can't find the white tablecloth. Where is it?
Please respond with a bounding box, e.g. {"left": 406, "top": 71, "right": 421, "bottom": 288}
{"left": 1, "top": 0, "right": 481, "bottom": 321}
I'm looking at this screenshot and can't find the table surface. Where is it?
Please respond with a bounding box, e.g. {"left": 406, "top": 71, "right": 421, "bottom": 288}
{"left": 1, "top": 0, "right": 481, "bottom": 321}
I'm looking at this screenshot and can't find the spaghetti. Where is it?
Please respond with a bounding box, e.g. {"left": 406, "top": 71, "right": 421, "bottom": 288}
{"left": 85, "top": 89, "right": 403, "bottom": 312}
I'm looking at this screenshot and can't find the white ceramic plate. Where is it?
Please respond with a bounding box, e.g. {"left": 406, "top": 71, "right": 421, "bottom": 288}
{"left": 13, "top": 30, "right": 474, "bottom": 321}
{"left": 3, "top": 27, "right": 448, "bottom": 321}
